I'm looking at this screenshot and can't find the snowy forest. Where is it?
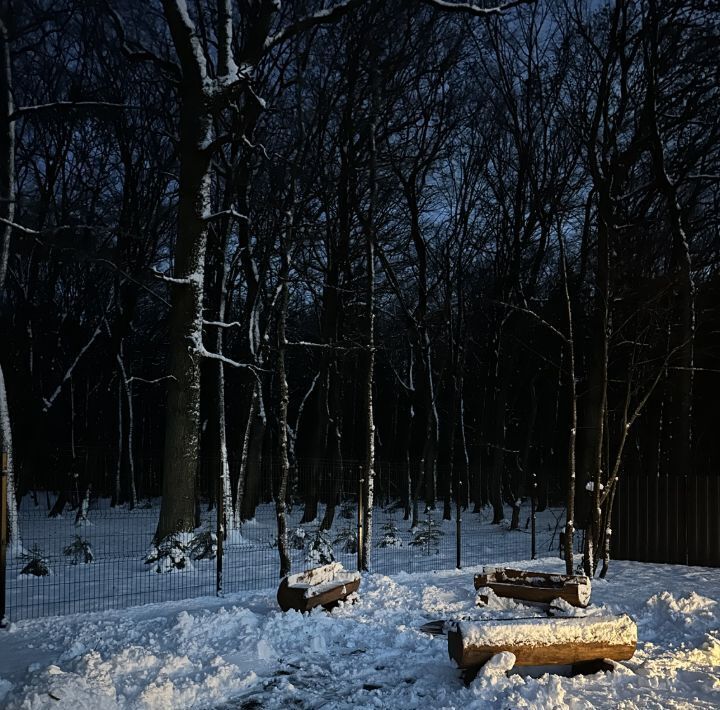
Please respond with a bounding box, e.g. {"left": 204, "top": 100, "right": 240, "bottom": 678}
{"left": 0, "top": 0, "right": 719, "bottom": 584}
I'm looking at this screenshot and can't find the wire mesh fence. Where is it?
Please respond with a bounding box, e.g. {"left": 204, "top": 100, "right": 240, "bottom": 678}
{"left": 2, "top": 457, "right": 571, "bottom": 621}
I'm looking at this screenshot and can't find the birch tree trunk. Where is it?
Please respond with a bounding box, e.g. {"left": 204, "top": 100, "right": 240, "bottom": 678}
{"left": 361, "top": 236, "right": 375, "bottom": 570}
{"left": 0, "top": 365, "right": 19, "bottom": 551}
{"left": 0, "top": 15, "right": 19, "bottom": 550}
{"left": 116, "top": 349, "right": 138, "bottom": 508}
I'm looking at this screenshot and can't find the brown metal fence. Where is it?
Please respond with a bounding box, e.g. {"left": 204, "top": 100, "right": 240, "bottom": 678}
{"left": 613, "top": 474, "right": 720, "bottom": 567}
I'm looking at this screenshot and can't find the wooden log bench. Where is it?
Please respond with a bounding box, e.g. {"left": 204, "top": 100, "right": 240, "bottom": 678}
{"left": 474, "top": 567, "right": 591, "bottom": 608}
{"left": 448, "top": 614, "right": 637, "bottom": 670}
{"left": 277, "top": 562, "right": 361, "bottom": 613}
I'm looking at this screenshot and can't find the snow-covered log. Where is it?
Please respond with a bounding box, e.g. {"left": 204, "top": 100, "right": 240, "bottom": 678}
{"left": 448, "top": 614, "right": 636, "bottom": 669}
{"left": 474, "top": 567, "right": 591, "bottom": 608}
{"left": 277, "top": 562, "right": 361, "bottom": 613}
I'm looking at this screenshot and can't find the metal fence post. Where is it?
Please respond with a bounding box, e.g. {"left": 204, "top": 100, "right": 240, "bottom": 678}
{"left": 531, "top": 472, "right": 537, "bottom": 560}
{"left": 456, "top": 479, "right": 462, "bottom": 569}
{"left": 216, "top": 467, "right": 224, "bottom": 597}
{"left": 1, "top": 451, "right": 7, "bottom": 627}
{"left": 357, "top": 466, "right": 364, "bottom": 572}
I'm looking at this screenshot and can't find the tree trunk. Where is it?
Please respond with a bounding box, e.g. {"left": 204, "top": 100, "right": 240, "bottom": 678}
{"left": 511, "top": 378, "right": 536, "bottom": 531}
{"left": 275, "top": 232, "right": 292, "bottom": 578}
{"left": 490, "top": 337, "right": 507, "bottom": 524}
{"left": 156, "top": 93, "right": 212, "bottom": 540}
{"left": 320, "top": 360, "right": 344, "bottom": 531}
{"left": 0, "top": 17, "right": 19, "bottom": 550}
{"left": 114, "top": 378, "right": 123, "bottom": 506}
{"left": 240, "top": 400, "right": 266, "bottom": 522}
{"left": 559, "top": 229, "right": 577, "bottom": 575}
{"left": 0, "top": 364, "right": 19, "bottom": 550}
{"left": 0, "top": 15, "right": 13, "bottom": 291}
{"left": 117, "top": 349, "right": 137, "bottom": 508}
{"left": 583, "top": 193, "right": 610, "bottom": 577}
{"left": 360, "top": 100, "right": 377, "bottom": 567}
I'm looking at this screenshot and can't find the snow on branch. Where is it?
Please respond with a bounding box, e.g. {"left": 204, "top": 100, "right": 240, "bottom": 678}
{"left": 285, "top": 340, "right": 340, "bottom": 349}
{"left": 203, "top": 319, "right": 243, "bottom": 329}
{"left": 264, "top": 0, "right": 368, "bottom": 52}
{"left": 150, "top": 268, "right": 201, "bottom": 286}
{"left": 686, "top": 173, "right": 720, "bottom": 182}
{"left": 203, "top": 208, "right": 248, "bottom": 222}
{"left": 242, "top": 135, "right": 271, "bottom": 160}
{"left": 162, "top": 0, "right": 210, "bottom": 87}
{"left": 491, "top": 299, "right": 569, "bottom": 344}
{"left": 0, "top": 216, "right": 40, "bottom": 236}
{"left": 193, "top": 338, "right": 265, "bottom": 387}
{"left": 420, "top": 0, "right": 533, "bottom": 16}
{"left": 195, "top": 343, "right": 257, "bottom": 371}
{"left": 126, "top": 375, "right": 177, "bottom": 385}
{"left": 43, "top": 324, "right": 103, "bottom": 412}
{"left": 11, "top": 101, "right": 137, "bottom": 120}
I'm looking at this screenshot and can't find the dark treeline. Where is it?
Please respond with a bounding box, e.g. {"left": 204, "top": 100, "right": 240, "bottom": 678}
{"left": 0, "top": 0, "right": 718, "bottom": 575}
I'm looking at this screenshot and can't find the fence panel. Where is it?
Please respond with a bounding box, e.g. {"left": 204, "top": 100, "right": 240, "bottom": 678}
{"left": 614, "top": 474, "right": 720, "bottom": 568}
{"left": 2, "top": 458, "right": 578, "bottom": 621}
{"left": 708, "top": 476, "right": 720, "bottom": 567}
{"left": 8, "top": 494, "right": 218, "bottom": 620}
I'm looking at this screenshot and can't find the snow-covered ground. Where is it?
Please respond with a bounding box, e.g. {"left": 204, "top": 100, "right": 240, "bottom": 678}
{"left": 1, "top": 558, "right": 718, "bottom": 709}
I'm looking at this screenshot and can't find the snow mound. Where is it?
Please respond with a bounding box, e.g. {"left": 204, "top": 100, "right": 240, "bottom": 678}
{"left": 1, "top": 560, "right": 719, "bottom": 709}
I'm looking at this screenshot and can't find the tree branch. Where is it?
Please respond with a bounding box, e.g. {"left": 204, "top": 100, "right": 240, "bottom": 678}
{"left": 420, "top": 0, "right": 533, "bottom": 17}
{"left": 43, "top": 325, "right": 103, "bottom": 412}
{"left": 150, "top": 268, "right": 201, "bottom": 286}
{"left": 491, "top": 299, "right": 569, "bottom": 343}
{"left": 203, "top": 208, "right": 248, "bottom": 222}
{"left": 203, "top": 319, "right": 243, "bottom": 329}
{"left": 11, "top": 101, "right": 137, "bottom": 120}
{"left": 264, "top": 0, "right": 368, "bottom": 53}
{"left": 0, "top": 216, "right": 40, "bottom": 235}
{"left": 105, "top": 1, "right": 181, "bottom": 79}
{"left": 126, "top": 375, "right": 177, "bottom": 385}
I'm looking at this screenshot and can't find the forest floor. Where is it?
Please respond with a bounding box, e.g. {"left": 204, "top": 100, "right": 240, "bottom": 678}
{"left": 1, "top": 558, "right": 718, "bottom": 709}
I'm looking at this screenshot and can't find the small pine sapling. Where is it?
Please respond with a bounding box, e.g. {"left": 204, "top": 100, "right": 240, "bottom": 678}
{"left": 340, "top": 499, "right": 354, "bottom": 519}
{"left": 288, "top": 527, "right": 307, "bottom": 550}
{"left": 377, "top": 519, "right": 403, "bottom": 548}
{"left": 189, "top": 530, "right": 217, "bottom": 560}
{"left": 145, "top": 534, "right": 193, "bottom": 573}
{"left": 20, "top": 545, "right": 51, "bottom": 576}
{"left": 63, "top": 535, "right": 95, "bottom": 564}
{"left": 409, "top": 513, "right": 443, "bottom": 555}
{"left": 333, "top": 525, "right": 358, "bottom": 554}
{"left": 305, "top": 529, "right": 335, "bottom": 565}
